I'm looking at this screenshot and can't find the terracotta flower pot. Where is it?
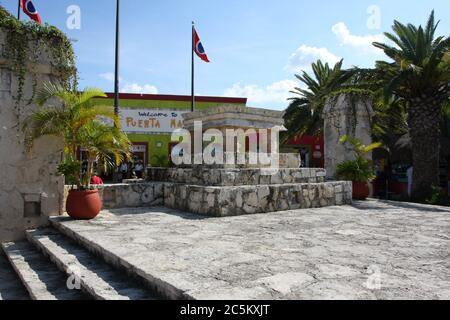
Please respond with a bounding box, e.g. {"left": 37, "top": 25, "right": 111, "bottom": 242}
{"left": 66, "top": 189, "right": 102, "bottom": 220}
{"left": 352, "top": 181, "right": 370, "bottom": 200}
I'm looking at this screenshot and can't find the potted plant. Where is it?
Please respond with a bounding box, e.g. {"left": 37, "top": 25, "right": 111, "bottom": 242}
{"left": 335, "top": 136, "right": 382, "bottom": 200}
{"left": 24, "top": 83, "right": 131, "bottom": 219}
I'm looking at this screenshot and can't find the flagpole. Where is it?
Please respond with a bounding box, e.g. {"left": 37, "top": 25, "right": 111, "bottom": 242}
{"left": 114, "top": 0, "right": 120, "bottom": 116}
{"left": 17, "top": 0, "right": 21, "bottom": 20}
{"left": 191, "top": 21, "right": 195, "bottom": 112}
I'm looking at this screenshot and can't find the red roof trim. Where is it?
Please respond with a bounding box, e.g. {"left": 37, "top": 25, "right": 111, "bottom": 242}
{"left": 102, "top": 92, "right": 247, "bottom": 104}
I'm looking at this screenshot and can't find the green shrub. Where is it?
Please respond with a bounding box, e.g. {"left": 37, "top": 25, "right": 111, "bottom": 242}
{"left": 336, "top": 157, "right": 376, "bottom": 182}
{"left": 335, "top": 135, "right": 382, "bottom": 182}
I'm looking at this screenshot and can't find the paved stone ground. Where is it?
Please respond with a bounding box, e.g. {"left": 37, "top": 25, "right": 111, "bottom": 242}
{"left": 53, "top": 200, "right": 450, "bottom": 300}
{"left": 0, "top": 251, "right": 29, "bottom": 300}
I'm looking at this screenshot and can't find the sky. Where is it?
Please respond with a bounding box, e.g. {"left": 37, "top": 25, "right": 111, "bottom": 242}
{"left": 1, "top": 0, "right": 449, "bottom": 110}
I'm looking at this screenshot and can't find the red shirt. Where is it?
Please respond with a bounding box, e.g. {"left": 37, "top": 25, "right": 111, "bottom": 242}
{"left": 90, "top": 176, "right": 104, "bottom": 185}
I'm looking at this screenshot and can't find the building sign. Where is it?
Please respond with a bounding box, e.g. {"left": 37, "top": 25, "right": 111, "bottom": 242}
{"left": 131, "top": 144, "right": 147, "bottom": 153}
{"left": 120, "top": 108, "right": 188, "bottom": 133}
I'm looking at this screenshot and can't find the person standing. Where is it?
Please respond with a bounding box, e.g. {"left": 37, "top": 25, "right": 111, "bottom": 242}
{"left": 119, "top": 162, "right": 128, "bottom": 181}
{"left": 298, "top": 149, "right": 303, "bottom": 168}
{"left": 134, "top": 161, "right": 144, "bottom": 179}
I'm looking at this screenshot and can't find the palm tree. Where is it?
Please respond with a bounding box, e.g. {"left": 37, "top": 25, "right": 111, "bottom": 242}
{"left": 283, "top": 59, "right": 353, "bottom": 141}
{"left": 24, "top": 83, "right": 131, "bottom": 188}
{"left": 76, "top": 120, "right": 131, "bottom": 187}
{"left": 372, "top": 11, "right": 450, "bottom": 199}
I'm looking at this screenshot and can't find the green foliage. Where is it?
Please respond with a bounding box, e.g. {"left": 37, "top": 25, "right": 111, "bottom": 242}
{"left": 335, "top": 136, "right": 382, "bottom": 182}
{"left": 371, "top": 10, "right": 450, "bottom": 199}
{"left": 24, "top": 84, "right": 131, "bottom": 189}
{"left": 283, "top": 59, "right": 354, "bottom": 141}
{"left": 336, "top": 157, "right": 376, "bottom": 183}
{"left": 372, "top": 10, "right": 450, "bottom": 102}
{"left": 338, "top": 135, "right": 383, "bottom": 158}
{"left": 152, "top": 155, "right": 168, "bottom": 167}
{"left": 77, "top": 120, "right": 131, "bottom": 182}
{"left": 0, "top": 6, "right": 77, "bottom": 131}
{"left": 57, "top": 157, "right": 81, "bottom": 186}
{"left": 425, "top": 185, "right": 445, "bottom": 205}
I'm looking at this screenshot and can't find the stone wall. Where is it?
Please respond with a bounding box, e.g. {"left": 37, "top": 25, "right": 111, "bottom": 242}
{"left": 147, "top": 167, "right": 352, "bottom": 217}
{"left": 63, "top": 183, "right": 163, "bottom": 211}
{"left": 163, "top": 181, "right": 352, "bottom": 217}
{"left": 0, "top": 31, "right": 65, "bottom": 241}
{"left": 148, "top": 167, "right": 326, "bottom": 186}
{"left": 175, "top": 152, "right": 300, "bottom": 169}
{"left": 62, "top": 178, "right": 352, "bottom": 218}
{"left": 323, "top": 94, "right": 374, "bottom": 179}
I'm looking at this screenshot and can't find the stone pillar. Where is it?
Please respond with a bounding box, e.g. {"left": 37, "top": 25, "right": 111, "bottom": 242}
{"left": 0, "top": 31, "right": 65, "bottom": 241}
{"left": 323, "top": 94, "right": 374, "bottom": 179}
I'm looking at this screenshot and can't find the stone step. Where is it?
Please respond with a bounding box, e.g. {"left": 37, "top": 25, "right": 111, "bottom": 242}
{"left": 0, "top": 251, "right": 30, "bottom": 300}
{"left": 1, "top": 241, "right": 86, "bottom": 300}
{"left": 26, "top": 228, "right": 160, "bottom": 300}
{"left": 49, "top": 217, "right": 192, "bottom": 300}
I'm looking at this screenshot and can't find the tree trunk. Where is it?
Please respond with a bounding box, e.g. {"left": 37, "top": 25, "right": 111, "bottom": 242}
{"left": 408, "top": 96, "right": 442, "bottom": 200}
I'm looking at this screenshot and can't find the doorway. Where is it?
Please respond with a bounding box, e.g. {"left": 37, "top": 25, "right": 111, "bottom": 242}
{"left": 131, "top": 142, "right": 148, "bottom": 165}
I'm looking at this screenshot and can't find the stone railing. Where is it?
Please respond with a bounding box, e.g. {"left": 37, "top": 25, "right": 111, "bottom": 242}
{"left": 63, "top": 183, "right": 163, "bottom": 211}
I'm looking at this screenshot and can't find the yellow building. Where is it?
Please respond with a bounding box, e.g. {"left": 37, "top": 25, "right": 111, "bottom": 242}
{"left": 95, "top": 93, "right": 247, "bottom": 167}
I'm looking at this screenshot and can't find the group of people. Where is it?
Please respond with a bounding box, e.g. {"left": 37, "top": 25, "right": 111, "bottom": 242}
{"left": 88, "top": 158, "right": 146, "bottom": 185}
{"left": 119, "top": 159, "right": 145, "bottom": 181}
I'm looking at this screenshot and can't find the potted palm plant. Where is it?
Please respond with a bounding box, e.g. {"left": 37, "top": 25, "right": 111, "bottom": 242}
{"left": 335, "top": 136, "right": 382, "bottom": 200}
{"left": 24, "top": 83, "right": 131, "bottom": 219}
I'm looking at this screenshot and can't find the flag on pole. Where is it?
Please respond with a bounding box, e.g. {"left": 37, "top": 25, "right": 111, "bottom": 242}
{"left": 20, "top": 0, "right": 42, "bottom": 25}
{"left": 193, "top": 27, "right": 210, "bottom": 63}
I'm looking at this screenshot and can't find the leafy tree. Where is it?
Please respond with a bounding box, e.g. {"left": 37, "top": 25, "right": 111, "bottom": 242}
{"left": 335, "top": 136, "right": 382, "bottom": 183}
{"left": 283, "top": 59, "right": 353, "bottom": 141}
{"left": 372, "top": 11, "right": 450, "bottom": 199}
{"left": 24, "top": 83, "right": 131, "bottom": 188}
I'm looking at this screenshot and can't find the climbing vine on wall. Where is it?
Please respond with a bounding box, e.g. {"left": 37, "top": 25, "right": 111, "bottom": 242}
{"left": 0, "top": 6, "right": 77, "bottom": 127}
{"left": 326, "top": 88, "right": 374, "bottom": 137}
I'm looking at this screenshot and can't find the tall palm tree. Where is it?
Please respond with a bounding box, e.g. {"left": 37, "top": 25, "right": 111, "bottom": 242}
{"left": 283, "top": 59, "right": 353, "bottom": 141}
{"left": 372, "top": 11, "right": 450, "bottom": 199}
{"left": 24, "top": 83, "right": 131, "bottom": 187}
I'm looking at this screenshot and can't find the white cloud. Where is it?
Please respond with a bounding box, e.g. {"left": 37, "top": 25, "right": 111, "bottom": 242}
{"left": 121, "top": 83, "right": 158, "bottom": 94}
{"left": 224, "top": 79, "right": 298, "bottom": 107}
{"left": 331, "top": 22, "right": 384, "bottom": 53}
{"left": 99, "top": 72, "right": 118, "bottom": 82}
{"left": 100, "top": 73, "right": 157, "bottom": 94}
{"left": 286, "top": 45, "right": 341, "bottom": 73}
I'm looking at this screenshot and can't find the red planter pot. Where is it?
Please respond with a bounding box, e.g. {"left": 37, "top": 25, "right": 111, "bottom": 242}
{"left": 352, "top": 181, "right": 370, "bottom": 200}
{"left": 66, "top": 189, "right": 102, "bottom": 220}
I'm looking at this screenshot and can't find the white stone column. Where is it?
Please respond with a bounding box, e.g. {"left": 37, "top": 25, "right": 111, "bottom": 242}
{"left": 323, "top": 94, "right": 374, "bottom": 179}
{"left": 0, "top": 31, "right": 65, "bottom": 241}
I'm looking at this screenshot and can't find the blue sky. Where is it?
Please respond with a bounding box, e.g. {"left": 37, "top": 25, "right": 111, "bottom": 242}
{"left": 1, "top": 0, "right": 449, "bottom": 110}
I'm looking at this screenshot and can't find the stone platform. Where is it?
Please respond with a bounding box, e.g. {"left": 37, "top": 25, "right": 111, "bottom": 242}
{"left": 146, "top": 168, "right": 352, "bottom": 217}
{"left": 64, "top": 169, "right": 352, "bottom": 217}
{"left": 163, "top": 181, "right": 351, "bottom": 217}
{"left": 48, "top": 200, "right": 450, "bottom": 300}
